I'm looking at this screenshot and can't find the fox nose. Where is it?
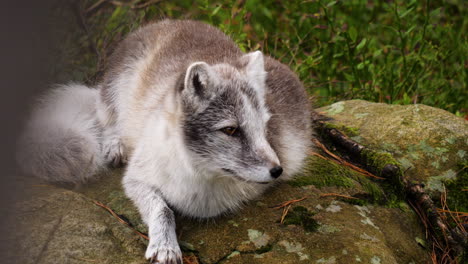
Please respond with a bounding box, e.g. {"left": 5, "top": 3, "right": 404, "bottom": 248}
{"left": 270, "top": 166, "right": 283, "bottom": 179}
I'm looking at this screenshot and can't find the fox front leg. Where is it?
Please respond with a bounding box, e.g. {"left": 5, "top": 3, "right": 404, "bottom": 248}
{"left": 123, "top": 177, "right": 182, "bottom": 264}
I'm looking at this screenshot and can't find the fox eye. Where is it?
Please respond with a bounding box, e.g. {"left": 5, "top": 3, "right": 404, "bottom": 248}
{"left": 221, "top": 126, "right": 239, "bottom": 137}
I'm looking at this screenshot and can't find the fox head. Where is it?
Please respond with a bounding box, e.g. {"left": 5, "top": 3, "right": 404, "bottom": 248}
{"left": 181, "top": 51, "right": 283, "bottom": 183}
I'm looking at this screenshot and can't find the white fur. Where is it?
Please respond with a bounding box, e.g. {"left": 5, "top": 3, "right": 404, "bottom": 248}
{"left": 17, "top": 22, "right": 311, "bottom": 264}
{"left": 124, "top": 88, "right": 270, "bottom": 218}
{"left": 17, "top": 84, "right": 104, "bottom": 183}
{"left": 244, "top": 51, "right": 267, "bottom": 91}
{"left": 277, "top": 128, "right": 310, "bottom": 180}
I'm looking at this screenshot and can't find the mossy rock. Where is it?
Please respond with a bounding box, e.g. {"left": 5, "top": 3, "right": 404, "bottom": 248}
{"left": 13, "top": 167, "right": 430, "bottom": 264}
{"left": 318, "top": 100, "right": 468, "bottom": 203}
{"left": 290, "top": 155, "right": 386, "bottom": 204}
{"left": 11, "top": 180, "right": 147, "bottom": 264}
{"left": 13, "top": 99, "right": 441, "bottom": 263}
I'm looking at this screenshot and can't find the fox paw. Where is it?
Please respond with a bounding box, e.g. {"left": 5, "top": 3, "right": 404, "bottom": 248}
{"left": 146, "top": 244, "right": 182, "bottom": 264}
{"left": 102, "top": 138, "right": 127, "bottom": 167}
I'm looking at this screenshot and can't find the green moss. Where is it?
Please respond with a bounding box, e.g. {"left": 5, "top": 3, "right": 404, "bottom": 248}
{"left": 291, "top": 156, "right": 385, "bottom": 203}
{"left": 289, "top": 156, "right": 356, "bottom": 188}
{"left": 359, "top": 149, "right": 405, "bottom": 204}
{"left": 322, "top": 122, "right": 360, "bottom": 137}
{"left": 360, "top": 149, "right": 400, "bottom": 174}
{"left": 282, "top": 206, "right": 319, "bottom": 232}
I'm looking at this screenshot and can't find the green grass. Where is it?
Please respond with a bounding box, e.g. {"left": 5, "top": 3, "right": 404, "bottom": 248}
{"left": 69, "top": 0, "right": 467, "bottom": 115}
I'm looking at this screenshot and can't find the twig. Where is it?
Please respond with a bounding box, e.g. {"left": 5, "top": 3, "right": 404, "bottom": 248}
{"left": 93, "top": 200, "right": 149, "bottom": 240}
{"left": 436, "top": 209, "right": 468, "bottom": 217}
{"left": 309, "top": 151, "right": 331, "bottom": 161}
{"left": 312, "top": 138, "right": 343, "bottom": 163}
{"left": 280, "top": 204, "right": 292, "bottom": 224}
{"left": 183, "top": 255, "right": 200, "bottom": 264}
{"left": 319, "top": 193, "right": 358, "bottom": 200}
{"left": 310, "top": 139, "right": 385, "bottom": 180}
{"left": 270, "top": 197, "right": 308, "bottom": 209}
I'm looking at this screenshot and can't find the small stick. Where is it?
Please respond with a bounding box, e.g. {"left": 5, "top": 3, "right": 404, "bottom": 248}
{"left": 280, "top": 204, "right": 292, "bottom": 224}
{"left": 312, "top": 138, "right": 384, "bottom": 179}
{"left": 183, "top": 255, "right": 200, "bottom": 264}
{"left": 312, "top": 138, "right": 343, "bottom": 163}
{"left": 93, "top": 200, "right": 149, "bottom": 240}
{"left": 436, "top": 209, "right": 468, "bottom": 217}
{"left": 310, "top": 150, "right": 384, "bottom": 180}
{"left": 271, "top": 197, "right": 308, "bottom": 209}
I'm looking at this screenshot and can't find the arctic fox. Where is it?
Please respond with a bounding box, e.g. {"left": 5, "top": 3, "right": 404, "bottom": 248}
{"left": 17, "top": 20, "right": 312, "bottom": 263}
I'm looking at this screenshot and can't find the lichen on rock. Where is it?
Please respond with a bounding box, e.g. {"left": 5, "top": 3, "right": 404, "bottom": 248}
{"left": 14, "top": 99, "right": 454, "bottom": 264}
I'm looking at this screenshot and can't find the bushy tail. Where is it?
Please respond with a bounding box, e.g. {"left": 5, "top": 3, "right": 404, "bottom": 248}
{"left": 16, "top": 84, "right": 106, "bottom": 184}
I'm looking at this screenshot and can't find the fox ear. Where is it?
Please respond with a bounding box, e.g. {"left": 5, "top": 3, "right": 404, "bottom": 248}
{"left": 242, "top": 51, "right": 267, "bottom": 90}
{"left": 183, "top": 62, "right": 214, "bottom": 101}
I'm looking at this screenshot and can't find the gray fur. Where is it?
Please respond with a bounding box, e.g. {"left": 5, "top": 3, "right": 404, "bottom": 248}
{"left": 17, "top": 84, "right": 105, "bottom": 184}
{"left": 17, "top": 20, "right": 312, "bottom": 264}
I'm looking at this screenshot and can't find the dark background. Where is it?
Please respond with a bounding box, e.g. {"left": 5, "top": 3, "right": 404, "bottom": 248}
{"left": 0, "top": 1, "right": 59, "bottom": 261}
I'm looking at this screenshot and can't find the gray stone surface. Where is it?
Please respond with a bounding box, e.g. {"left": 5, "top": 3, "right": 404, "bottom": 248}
{"left": 16, "top": 100, "right": 467, "bottom": 263}
{"left": 317, "top": 100, "right": 467, "bottom": 194}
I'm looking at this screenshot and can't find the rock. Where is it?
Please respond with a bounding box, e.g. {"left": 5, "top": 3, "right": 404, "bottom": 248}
{"left": 180, "top": 183, "right": 428, "bottom": 264}
{"left": 16, "top": 100, "right": 460, "bottom": 263}
{"left": 14, "top": 163, "right": 430, "bottom": 264}
{"left": 11, "top": 177, "right": 147, "bottom": 264}
{"left": 317, "top": 100, "right": 468, "bottom": 211}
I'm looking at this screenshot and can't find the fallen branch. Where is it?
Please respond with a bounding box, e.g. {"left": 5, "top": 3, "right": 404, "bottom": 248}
{"left": 313, "top": 117, "right": 468, "bottom": 261}
{"left": 93, "top": 200, "right": 149, "bottom": 240}
{"left": 406, "top": 183, "right": 467, "bottom": 258}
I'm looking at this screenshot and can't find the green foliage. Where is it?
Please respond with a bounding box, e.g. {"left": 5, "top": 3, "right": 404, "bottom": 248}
{"left": 76, "top": 0, "right": 466, "bottom": 114}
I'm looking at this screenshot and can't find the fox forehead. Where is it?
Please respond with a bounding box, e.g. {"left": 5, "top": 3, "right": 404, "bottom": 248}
{"left": 182, "top": 60, "right": 270, "bottom": 134}
{"left": 182, "top": 82, "right": 271, "bottom": 148}
{"left": 213, "top": 79, "right": 269, "bottom": 125}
